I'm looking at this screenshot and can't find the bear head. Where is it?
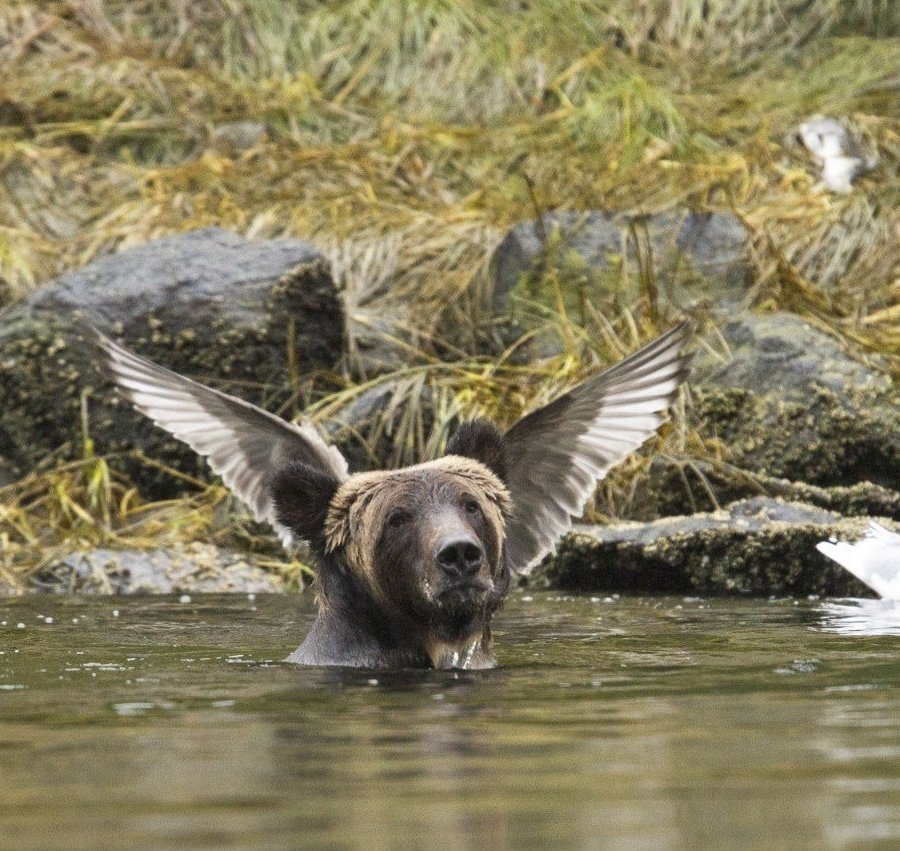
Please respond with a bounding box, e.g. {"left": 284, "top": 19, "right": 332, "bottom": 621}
{"left": 272, "top": 449, "right": 511, "bottom": 666}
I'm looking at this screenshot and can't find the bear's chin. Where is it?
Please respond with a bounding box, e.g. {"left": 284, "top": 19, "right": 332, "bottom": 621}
{"left": 431, "top": 578, "right": 491, "bottom": 611}
{"left": 420, "top": 580, "right": 491, "bottom": 638}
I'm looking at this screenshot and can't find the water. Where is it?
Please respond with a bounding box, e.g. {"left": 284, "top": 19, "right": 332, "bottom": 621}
{"left": 2, "top": 591, "right": 900, "bottom": 850}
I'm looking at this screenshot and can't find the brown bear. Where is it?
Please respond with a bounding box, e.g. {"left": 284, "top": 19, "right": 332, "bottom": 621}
{"left": 272, "top": 454, "right": 512, "bottom": 668}
{"left": 93, "top": 320, "right": 692, "bottom": 669}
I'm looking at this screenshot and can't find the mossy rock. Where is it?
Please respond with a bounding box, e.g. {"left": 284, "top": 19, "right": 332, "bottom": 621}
{"left": 489, "top": 209, "right": 750, "bottom": 353}
{"left": 531, "top": 497, "right": 891, "bottom": 597}
{"left": 694, "top": 384, "right": 898, "bottom": 487}
{"left": 692, "top": 312, "right": 897, "bottom": 487}
{"left": 628, "top": 458, "right": 900, "bottom": 522}
{"left": 0, "top": 228, "right": 343, "bottom": 496}
{"left": 613, "top": 312, "right": 900, "bottom": 521}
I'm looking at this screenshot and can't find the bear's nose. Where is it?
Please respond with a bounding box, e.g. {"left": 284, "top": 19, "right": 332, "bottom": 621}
{"left": 436, "top": 537, "right": 484, "bottom": 578}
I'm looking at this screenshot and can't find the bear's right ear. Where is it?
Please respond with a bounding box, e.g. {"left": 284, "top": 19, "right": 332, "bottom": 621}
{"left": 446, "top": 419, "right": 506, "bottom": 481}
{"left": 271, "top": 462, "right": 341, "bottom": 550}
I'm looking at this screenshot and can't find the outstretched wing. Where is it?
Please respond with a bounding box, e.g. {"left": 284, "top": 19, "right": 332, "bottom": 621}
{"left": 816, "top": 522, "right": 900, "bottom": 599}
{"left": 93, "top": 328, "right": 349, "bottom": 545}
{"left": 502, "top": 321, "right": 692, "bottom": 573}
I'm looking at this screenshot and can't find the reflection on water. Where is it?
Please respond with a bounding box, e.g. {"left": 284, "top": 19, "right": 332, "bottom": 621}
{"left": 1, "top": 592, "right": 899, "bottom": 849}
{"left": 819, "top": 598, "right": 900, "bottom": 636}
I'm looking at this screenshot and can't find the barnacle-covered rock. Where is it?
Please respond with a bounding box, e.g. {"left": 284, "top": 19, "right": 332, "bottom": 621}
{"left": 0, "top": 228, "right": 343, "bottom": 496}
{"left": 531, "top": 497, "right": 894, "bottom": 597}
{"left": 695, "top": 312, "right": 897, "bottom": 485}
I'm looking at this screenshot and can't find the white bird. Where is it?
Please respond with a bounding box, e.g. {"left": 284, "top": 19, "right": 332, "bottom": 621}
{"left": 797, "top": 115, "right": 877, "bottom": 193}
{"left": 816, "top": 522, "right": 900, "bottom": 599}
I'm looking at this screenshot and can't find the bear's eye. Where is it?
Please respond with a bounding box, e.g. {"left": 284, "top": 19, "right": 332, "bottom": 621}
{"left": 387, "top": 509, "right": 412, "bottom": 529}
{"left": 463, "top": 498, "right": 481, "bottom": 516}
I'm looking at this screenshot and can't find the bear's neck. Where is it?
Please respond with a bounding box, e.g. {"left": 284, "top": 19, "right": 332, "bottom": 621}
{"left": 286, "top": 560, "right": 496, "bottom": 670}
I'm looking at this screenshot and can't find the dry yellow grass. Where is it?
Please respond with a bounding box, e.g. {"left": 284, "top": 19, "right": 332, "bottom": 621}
{"left": 0, "top": 1, "right": 897, "bottom": 588}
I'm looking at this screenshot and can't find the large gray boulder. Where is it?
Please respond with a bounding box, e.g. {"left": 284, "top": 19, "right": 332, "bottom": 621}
{"left": 695, "top": 311, "right": 891, "bottom": 400}
{"left": 657, "top": 312, "right": 900, "bottom": 516}
{"left": 490, "top": 209, "right": 749, "bottom": 353}
{"left": 0, "top": 228, "right": 343, "bottom": 495}
{"left": 631, "top": 312, "right": 899, "bottom": 518}
{"left": 696, "top": 312, "right": 898, "bottom": 486}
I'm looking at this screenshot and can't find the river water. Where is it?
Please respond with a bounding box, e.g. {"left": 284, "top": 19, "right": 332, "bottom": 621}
{"left": 1, "top": 591, "right": 899, "bottom": 849}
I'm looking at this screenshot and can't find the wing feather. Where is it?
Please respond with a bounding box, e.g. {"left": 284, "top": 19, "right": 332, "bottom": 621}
{"left": 92, "top": 328, "right": 349, "bottom": 547}
{"left": 502, "top": 321, "right": 692, "bottom": 573}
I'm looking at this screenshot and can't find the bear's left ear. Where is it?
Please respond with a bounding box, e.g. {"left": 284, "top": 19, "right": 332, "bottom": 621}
{"left": 271, "top": 461, "right": 340, "bottom": 551}
{"left": 446, "top": 419, "right": 506, "bottom": 481}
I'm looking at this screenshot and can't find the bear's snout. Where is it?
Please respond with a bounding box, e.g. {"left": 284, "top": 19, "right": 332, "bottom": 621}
{"left": 435, "top": 537, "right": 485, "bottom": 579}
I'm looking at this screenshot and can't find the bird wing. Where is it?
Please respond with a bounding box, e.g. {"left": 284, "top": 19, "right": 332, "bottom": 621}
{"left": 816, "top": 522, "right": 900, "bottom": 599}
{"left": 501, "top": 321, "right": 693, "bottom": 573}
{"left": 93, "top": 328, "right": 349, "bottom": 547}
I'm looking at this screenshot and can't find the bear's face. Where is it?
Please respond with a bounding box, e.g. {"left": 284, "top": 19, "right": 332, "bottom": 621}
{"left": 323, "top": 458, "right": 511, "bottom": 641}
{"left": 271, "top": 455, "right": 511, "bottom": 666}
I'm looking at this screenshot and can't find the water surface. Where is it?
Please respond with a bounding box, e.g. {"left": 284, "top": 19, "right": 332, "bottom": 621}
{"left": 2, "top": 591, "right": 899, "bottom": 849}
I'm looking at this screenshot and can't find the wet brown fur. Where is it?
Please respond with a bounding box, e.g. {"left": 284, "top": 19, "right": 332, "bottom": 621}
{"left": 278, "top": 456, "right": 512, "bottom": 669}
{"left": 324, "top": 456, "right": 510, "bottom": 572}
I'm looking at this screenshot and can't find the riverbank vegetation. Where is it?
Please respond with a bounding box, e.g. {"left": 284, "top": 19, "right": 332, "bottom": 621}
{"left": 1, "top": 1, "right": 897, "bottom": 589}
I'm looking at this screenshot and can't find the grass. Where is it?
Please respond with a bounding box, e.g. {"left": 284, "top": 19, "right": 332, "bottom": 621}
{"left": 0, "top": 438, "right": 310, "bottom": 593}
{"left": 0, "top": 0, "right": 897, "bottom": 589}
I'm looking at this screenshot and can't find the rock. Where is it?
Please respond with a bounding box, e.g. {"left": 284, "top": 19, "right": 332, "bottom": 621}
{"left": 0, "top": 228, "right": 343, "bottom": 495}
{"left": 629, "top": 459, "right": 900, "bottom": 522}
{"left": 622, "top": 312, "right": 900, "bottom": 519}
{"left": 691, "top": 312, "right": 899, "bottom": 489}
{"left": 530, "top": 497, "right": 894, "bottom": 597}
{"left": 489, "top": 209, "right": 750, "bottom": 352}
{"left": 31, "top": 543, "right": 284, "bottom": 594}
{"left": 323, "top": 380, "right": 406, "bottom": 470}
{"left": 211, "top": 121, "right": 268, "bottom": 152}
{"left": 695, "top": 311, "right": 890, "bottom": 398}
{"left": 345, "top": 302, "right": 413, "bottom": 376}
